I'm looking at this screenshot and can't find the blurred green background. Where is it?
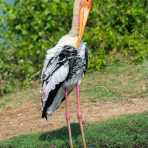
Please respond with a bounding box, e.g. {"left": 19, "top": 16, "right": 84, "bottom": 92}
{"left": 0, "top": 0, "right": 148, "bottom": 95}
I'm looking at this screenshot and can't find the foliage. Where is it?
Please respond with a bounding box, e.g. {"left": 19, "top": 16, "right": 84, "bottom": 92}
{"left": 0, "top": 0, "right": 148, "bottom": 95}
{"left": 87, "top": 0, "right": 148, "bottom": 69}
{"left": 0, "top": 0, "right": 73, "bottom": 95}
{"left": 0, "top": 112, "right": 148, "bottom": 147}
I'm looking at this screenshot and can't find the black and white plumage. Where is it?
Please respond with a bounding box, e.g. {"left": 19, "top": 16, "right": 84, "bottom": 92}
{"left": 40, "top": 0, "right": 92, "bottom": 146}
{"left": 41, "top": 36, "right": 88, "bottom": 119}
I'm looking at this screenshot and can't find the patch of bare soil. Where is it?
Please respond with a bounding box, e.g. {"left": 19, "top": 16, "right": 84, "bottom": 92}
{"left": 0, "top": 98, "right": 148, "bottom": 140}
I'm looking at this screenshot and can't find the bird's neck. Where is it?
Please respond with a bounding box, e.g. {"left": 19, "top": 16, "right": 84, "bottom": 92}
{"left": 69, "top": 0, "right": 81, "bottom": 37}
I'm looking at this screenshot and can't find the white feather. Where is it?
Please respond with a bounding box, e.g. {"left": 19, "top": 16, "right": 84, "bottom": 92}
{"left": 46, "top": 35, "right": 78, "bottom": 58}
{"left": 43, "top": 62, "right": 69, "bottom": 102}
{"left": 42, "top": 34, "right": 78, "bottom": 80}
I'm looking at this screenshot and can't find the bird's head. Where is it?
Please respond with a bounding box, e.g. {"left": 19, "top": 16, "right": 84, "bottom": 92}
{"left": 78, "top": 0, "right": 92, "bottom": 43}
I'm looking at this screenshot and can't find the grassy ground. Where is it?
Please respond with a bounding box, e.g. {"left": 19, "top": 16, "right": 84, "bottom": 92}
{"left": 0, "top": 60, "right": 147, "bottom": 111}
{"left": 81, "top": 60, "right": 148, "bottom": 102}
{"left": 0, "top": 60, "right": 148, "bottom": 147}
{"left": 0, "top": 112, "right": 148, "bottom": 148}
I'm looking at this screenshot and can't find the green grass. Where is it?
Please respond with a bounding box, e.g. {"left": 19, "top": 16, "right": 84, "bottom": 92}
{"left": 0, "top": 87, "right": 40, "bottom": 111}
{"left": 81, "top": 60, "right": 148, "bottom": 102}
{"left": 0, "top": 60, "right": 148, "bottom": 110}
{"left": 0, "top": 112, "right": 148, "bottom": 148}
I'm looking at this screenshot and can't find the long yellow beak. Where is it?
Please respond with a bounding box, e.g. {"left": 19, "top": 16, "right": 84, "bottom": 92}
{"left": 79, "top": 7, "right": 89, "bottom": 40}
{"left": 77, "top": 0, "right": 92, "bottom": 47}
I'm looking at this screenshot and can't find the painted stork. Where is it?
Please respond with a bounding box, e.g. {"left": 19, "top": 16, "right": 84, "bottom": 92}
{"left": 41, "top": 0, "right": 92, "bottom": 147}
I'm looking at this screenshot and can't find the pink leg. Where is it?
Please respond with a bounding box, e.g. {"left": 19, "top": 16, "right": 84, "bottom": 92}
{"left": 64, "top": 88, "right": 73, "bottom": 148}
{"left": 76, "top": 84, "right": 86, "bottom": 148}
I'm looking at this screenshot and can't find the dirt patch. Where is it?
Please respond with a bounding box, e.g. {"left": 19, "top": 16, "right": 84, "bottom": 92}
{"left": 0, "top": 98, "right": 148, "bottom": 140}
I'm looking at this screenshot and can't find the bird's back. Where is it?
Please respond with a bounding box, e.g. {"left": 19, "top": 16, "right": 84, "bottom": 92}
{"left": 41, "top": 37, "right": 88, "bottom": 119}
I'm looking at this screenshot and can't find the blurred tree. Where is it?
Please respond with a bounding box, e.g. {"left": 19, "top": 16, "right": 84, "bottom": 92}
{"left": 0, "top": 0, "right": 147, "bottom": 95}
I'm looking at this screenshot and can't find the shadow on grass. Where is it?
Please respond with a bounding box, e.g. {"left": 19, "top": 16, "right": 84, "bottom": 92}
{"left": 0, "top": 123, "right": 85, "bottom": 148}
{"left": 1, "top": 112, "right": 148, "bottom": 148}
{"left": 39, "top": 123, "right": 82, "bottom": 147}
